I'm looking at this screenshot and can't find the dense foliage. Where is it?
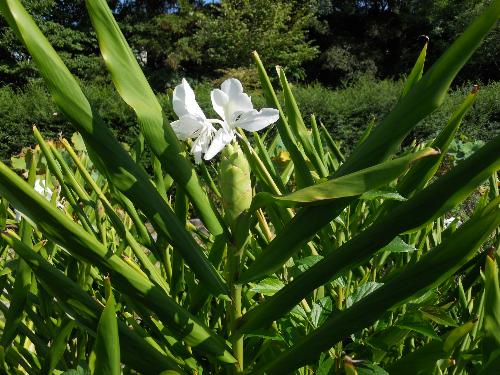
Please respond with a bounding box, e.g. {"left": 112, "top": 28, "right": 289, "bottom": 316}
{"left": 1, "top": 78, "right": 499, "bottom": 163}
{"left": 1, "top": 0, "right": 498, "bottom": 88}
{"left": 0, "top": 0, "right": 498, "bottom": 374}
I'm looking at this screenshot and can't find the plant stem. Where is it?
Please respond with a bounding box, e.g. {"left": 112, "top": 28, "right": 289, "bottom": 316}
{"left": 231, "top": 283, "right": 244, "bottom": 373}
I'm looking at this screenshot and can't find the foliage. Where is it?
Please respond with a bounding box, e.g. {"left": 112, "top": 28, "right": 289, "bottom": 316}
{"left": 0, "top": 82, "right": 145, "bottom": 163}
{"left": 0, "top": 0, "right": 104, "bottom": 85}
{"left": 191, "top": 0, "right": 319, "bottom": 80}
{"left": 2, "top": 77, "right": 498, "bottom": 163}
{"left": 283, "top": 77, "right": 500, "bottom": 151}
{"left": 0, "top": 1, "right": 498, "bottom": 375}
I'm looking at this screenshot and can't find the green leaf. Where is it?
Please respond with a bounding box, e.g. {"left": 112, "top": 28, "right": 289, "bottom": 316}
{"left": 44, "top": 321, "right": 77, "bottom": 374}
{"left": 401, "top": 38, "right": 428, "bottom": 98}
{"left": 346, "top": 282, "right": 384, "bottom": 308}
{"left": 253, "top": 52, "right": 314, "bottom": 188}
{"left": 396, "top": 313, "right": 440, "bottom": 340}
{"left": 482, "top": 255, "right": 500, "bottom": 363}
{"left": 378, "top": 237, "right": 417, "bottom": 253}
{"left": 1, "top": 152, "right": 36, "bottom": 348}
{"left": 396, "top": 87, "right": 479, "bottom": 199}
{"left": 84, "top": 0, "right": 225, "bottom": 239}
{"left": 311, "top": 297, "right": 333, "bottom": 328}
{"left": 278, "top": 67, "right": 328, "bottom": 178}
{"left": 94, "top": 280, "right": 120, "bottom": 375}
{"left": 421, "top": 306, "right": 458, "bottom": 327}
{"left": 249, "top": 148, "right": 436, "bottom": 211}
{"left": 388, "top": 321, "right": 476, "bottom": 374}
{"left": 250, "top": 278, "right": 285, "bottom": 296}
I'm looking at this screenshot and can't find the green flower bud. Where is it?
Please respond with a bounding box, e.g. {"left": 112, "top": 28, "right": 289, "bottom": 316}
{"left": 219, "top": 143, "right": 252, "bottom": 228}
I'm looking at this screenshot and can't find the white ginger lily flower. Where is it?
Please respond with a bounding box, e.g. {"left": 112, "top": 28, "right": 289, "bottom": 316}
{"left": 170, "top": 78, "right": 279, "bottom": 162}
{"left": 205, "top": 78, "right": 279, "bottom": 160}
{"left": 171, "top": 78, "right": 217, "bottom": 164}
{"left": 34, "top": 178, "right": 53, "bottom": 200}
{"left": 15, "top": 178, "right": 63, "bottom": 222}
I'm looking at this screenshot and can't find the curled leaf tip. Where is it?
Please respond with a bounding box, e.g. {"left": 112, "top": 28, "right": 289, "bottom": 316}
{"left": 419, "top": 34, "right": 430, "bottom": 43}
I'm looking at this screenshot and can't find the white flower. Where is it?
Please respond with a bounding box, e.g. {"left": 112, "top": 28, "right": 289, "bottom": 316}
{"left": 15, "top": 178, "right": 64, "bottom": 222}
{"left": 444, "top": 216, "right": 462, "bottom": 229}
{"left": 206, "top": 79, "right": 279, "bottom": 160}
{"left": 170, "top": 78, "right": 217, "bottom": 164}
{"left": 170, "top": 78, "right": 279, "bottom": 162}
{"left": 34, "top": 178, "right": 53, "bottom": 200}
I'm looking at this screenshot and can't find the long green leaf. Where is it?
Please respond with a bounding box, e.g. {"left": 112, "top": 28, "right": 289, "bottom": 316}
{"left": 84, "top": 0, "right": 226, "bottom": 239}
{"left": 253, "top": 52, "right": 314, "bottom": 188}
{"left": 237, "top": 135, "right": 500, "bottom": 332}
{"left": 396, "top": 86, "right": 479, "bottom": 198}
{"left": 0, "top": 164, "right": 235, "bottom": 363}
{"left": 94, "top": 279, "right": 120, "bottom": 375}
{"left": 258, "top": 196, "right": 500, "bottom": 374}
{"left": 0, "top": 0, "right": 227, "bottom": 298}
{"left": 482, "top": 255, "right": 500, "bottom": 363}
{"left": 278, "top": 67, "right": 328, "bottom": 178}
{"left": 250, "top": 148, "right": 437, "bottom": 210}
{"left": 0, "top": 151, "right": 36, "bottom": 347}
{"left": 43, "top": 321, "right": 76, "bottom": 374}
{"left": 401, "top": 37, "right": 428, "bottom": 98}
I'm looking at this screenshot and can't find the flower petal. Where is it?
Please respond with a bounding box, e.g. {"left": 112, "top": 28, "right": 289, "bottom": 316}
{"left": 204, "top": 128, "right": 235, "bottom": 160}
{"left": 234, "top": 108, "right": 279, "bottom": 132}
{"left": 191, "top": 137, "right": 204, "bottom": 164}
{"left": 221, "top": 78, "right": 244, "bottom": 97}
{"left": 173, "top": 78, "right": 206, "bottom": 119}
{"left": 170, "top": 114, "right": 205, "bottom": 140}
{"left": 227, "top": 93, "right": 253, "bottom": 122}
{"left": 211, "top": 89, "right": 229, "bottom": 121}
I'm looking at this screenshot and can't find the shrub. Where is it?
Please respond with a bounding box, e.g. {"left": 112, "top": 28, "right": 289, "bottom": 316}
{"left": 3, "top": 77, "right": 498, "bottom": 163}
{"left": 291, "top": 77, "right": 500, "bottom": 150}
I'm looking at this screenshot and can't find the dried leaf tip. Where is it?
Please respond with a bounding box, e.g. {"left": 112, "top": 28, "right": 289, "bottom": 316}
{"left": 418, "top": 34, "right": 430, "bottom": 44}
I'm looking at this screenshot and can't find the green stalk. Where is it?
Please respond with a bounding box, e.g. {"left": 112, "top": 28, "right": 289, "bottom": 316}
{"left": 1, "top": 233, "right": 186, "bottom": 374}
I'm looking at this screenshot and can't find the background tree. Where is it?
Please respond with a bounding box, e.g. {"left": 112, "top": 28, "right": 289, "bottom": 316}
{"left": 0, "top": 0, "right": 105, "bottom": 85}
{"left": 308, "top": 0, "right": 499, "bottom": 85}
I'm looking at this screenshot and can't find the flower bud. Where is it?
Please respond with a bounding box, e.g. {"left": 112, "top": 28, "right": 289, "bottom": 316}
{"left": 219, "top": 143, "right": 252, "bottom": 228}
